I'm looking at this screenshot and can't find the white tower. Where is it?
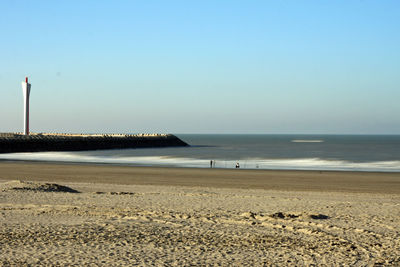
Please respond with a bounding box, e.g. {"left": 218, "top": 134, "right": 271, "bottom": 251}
{"left": 21, "top": 77, "right": 31, "bottom": 135}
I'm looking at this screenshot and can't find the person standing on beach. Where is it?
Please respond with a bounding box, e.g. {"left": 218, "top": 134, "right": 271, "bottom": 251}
{"left": 210, "top": 160, "right": 213, "bottom": 168}
{"left": 236, "top": 162, "right": 240, "bottom": 169}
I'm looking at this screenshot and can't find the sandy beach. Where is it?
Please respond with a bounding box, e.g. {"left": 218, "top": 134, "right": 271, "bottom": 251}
{"left": 1, "top": 162, "right": 399, "bottom": 265}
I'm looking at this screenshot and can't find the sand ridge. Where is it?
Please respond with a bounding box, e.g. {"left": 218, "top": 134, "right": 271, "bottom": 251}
{"left": 1, "top": 180, "right": 80, "bottom": 193}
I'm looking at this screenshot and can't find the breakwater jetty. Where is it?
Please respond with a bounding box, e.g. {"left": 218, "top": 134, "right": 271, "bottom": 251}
{"left": 0, "top": 133, "right": 189, "bottom": 153}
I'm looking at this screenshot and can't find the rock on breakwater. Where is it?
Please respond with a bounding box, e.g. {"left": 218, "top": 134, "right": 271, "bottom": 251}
{"left": 0, "top": 133, "right": 189, "bottom": 153}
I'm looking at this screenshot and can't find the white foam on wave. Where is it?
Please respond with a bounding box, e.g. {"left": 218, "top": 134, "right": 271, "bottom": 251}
{"left": 251, "top": 158, "right": 400, "bottom": 172}
{"left": 0, "top": 152, "right": 208, "bottom": 167}
{"left": 0, "top": 152, "right": 399, "bottom": 172}
{"left": 291, "top": 140, "right": 324, "bottom": 143}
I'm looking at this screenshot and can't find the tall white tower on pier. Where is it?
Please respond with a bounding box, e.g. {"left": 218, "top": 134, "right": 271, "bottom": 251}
{"left": 21, "top": 77, "right": 31, "bottom": 135}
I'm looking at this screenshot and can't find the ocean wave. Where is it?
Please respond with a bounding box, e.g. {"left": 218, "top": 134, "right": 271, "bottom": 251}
{"left": 251, "top": 158, "right": 400, "bottom": 172}
{"left": 0, "top": 152, "right": 399, "bottom": 172}
{"left": 291, "top": 140, "right": 324, "bottom": 143}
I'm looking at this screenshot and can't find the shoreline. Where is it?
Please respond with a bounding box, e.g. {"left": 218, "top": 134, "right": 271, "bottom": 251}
{"left": 2, "top": 158, "right": 400, "bottom": 173}
{"left": 1, "top": 161, "right": 399, "bottom": 194}
{"left": 2, "top": 158, "right": 400, "bottom": 174}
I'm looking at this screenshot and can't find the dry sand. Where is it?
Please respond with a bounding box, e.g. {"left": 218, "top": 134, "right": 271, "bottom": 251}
{"left": 0, "top": 162, "right": 399, "bottom": 266}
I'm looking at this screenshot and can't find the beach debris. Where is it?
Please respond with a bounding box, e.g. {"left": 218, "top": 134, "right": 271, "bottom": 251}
{"left": 309, "top": 214, "right": 329, "bottom": 220}
{"left": 0, "top": 180, "right": 79, "bottom": 193}
{"left": 240, "top": 211, "right": 257, "bottom": 219}
{"left": 271, "top": 212, "right": 285, "bottom": 219}
{"left": 270, "top": 212, "right": 300, "bottom": 219}
{"left": 94, "top": 191, "right": 134, "bottom": 195}
{"left": 108, "top": 192, "right": 135, "bottom": 195}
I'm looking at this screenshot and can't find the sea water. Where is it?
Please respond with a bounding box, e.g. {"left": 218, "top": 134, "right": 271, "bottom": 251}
{"left": 1, "top": 134, "right": 400, "bottom": 172}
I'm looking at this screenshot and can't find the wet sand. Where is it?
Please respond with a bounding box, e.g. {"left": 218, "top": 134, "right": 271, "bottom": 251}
{"left": 0, "top": 161, "right": 399, "bottom": 265}
{"left": 0, "top": 161, "right": 399, "bottom": 193}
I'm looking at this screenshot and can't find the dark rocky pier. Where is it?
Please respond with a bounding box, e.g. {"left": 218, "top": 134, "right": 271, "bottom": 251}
{"left": 0, "top": 133, "right": 189, "bottom": 153}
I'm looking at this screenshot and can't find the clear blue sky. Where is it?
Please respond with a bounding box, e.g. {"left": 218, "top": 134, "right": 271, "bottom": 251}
{"left": 1, "top": 0, "right": 399, "bottom": 134}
